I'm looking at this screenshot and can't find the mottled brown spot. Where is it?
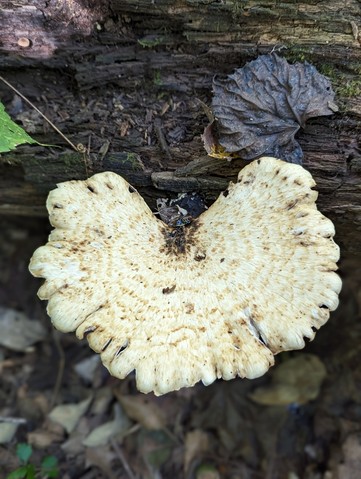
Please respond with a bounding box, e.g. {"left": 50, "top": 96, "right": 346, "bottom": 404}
{"left": 194, "top": 252, "right": 206, "bottom": 261}
{"left": 185, "top": 303, "right": 195, "bottom": 314}
{"left": 286, "top": 200, "right": 298, "bottom": 210}
{"left": 161, "top": 220, "right": 200, "bottom": 256}
{"left": 162, "top": 285, "right": 176, "bottom": 294}
{"left": 294, "top": 179, "right": 302, "bottom": 185}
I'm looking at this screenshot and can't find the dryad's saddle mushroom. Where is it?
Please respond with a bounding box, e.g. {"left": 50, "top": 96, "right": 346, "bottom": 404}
{"left": 29, "top": 158, "right": 341, "bottom": 395}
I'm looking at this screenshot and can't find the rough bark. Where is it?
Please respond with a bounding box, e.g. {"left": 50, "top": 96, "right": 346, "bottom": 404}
{"left": 0, "top": 0, "right": 361, "bottom": 260}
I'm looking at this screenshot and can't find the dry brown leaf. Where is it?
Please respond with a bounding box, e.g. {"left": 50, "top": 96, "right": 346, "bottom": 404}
{"left": 249, "top": 354, "right": 327, "bottom": 405}
{"left": 184, "top": 429, "right": 210, "bottom": 474}
{"left": 0, "top": 307, "right": 46, "bottom": 351}
{"left": 212, "top": 54, "right": 337, "bottom": 164}
{"left": 116, "top": 394, "right": 167, "bottom": 430}
{"left": 0, "top": 422, "right": 19, "bottom": 444}
{"left": 196, "top": 465, "right": 221, "bottom": 479}
{"left": 0, "top": 446, "right": 19, "bottom": 471}
{"left": 27, "top": 421, "right": 64, "bottom": 448}
{"left": 85, "top": 445, "right": 117, "bottom": 479}
{"left": 337, "top": 434, "right": 361, "bottom": 479}
{"left": 82, "top": 404, "right": 131, "bottom": 447}
{"left": 91, "top": 387, "right": 114, "bottom": 416}
{"left": 74, "top": 355, "right": 101, "bottom": 383}
{"left": 49, "top": 396, "right": 93, "bottom": 434}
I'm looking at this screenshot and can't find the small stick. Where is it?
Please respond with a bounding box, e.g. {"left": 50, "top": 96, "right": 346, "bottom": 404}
{"left": 122, "top": 423, "right": 141, "bottom": 438}
{"left": 0, "top": 416, "right": 27, "bottom": 424}
{"left": 110, "top": 438, "right": 137, "bottom": 479}
{"left": 50, "top": 331, "right": 66, "bottom": 408}
{"left": 0, "top": 74, "right": 82, "bottom": 153}
{"left": 154, "top": 117, "right": 171, "bottom": 161}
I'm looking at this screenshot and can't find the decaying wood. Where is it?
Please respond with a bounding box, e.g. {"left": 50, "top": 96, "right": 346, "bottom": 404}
{"left": 0, "top": 0, "right": 361, "bottom": 260}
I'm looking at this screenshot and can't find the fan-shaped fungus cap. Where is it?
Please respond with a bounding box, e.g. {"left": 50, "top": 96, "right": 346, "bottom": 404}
{"left": 29, "top": 158, "right": 341, "bottom": 395}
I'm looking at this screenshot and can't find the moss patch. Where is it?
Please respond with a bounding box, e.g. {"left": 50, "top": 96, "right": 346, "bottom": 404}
{"left": 284, "top": 50, "right": 361, "bottom": 101}
{"left": 318, "top": 65, "right": 361, "bottom": 98}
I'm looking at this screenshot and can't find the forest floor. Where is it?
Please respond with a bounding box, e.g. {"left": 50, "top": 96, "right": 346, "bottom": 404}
{"left": 0, "top": 215, "right": 361, "bottom": 479}
{"left": 1, "top": 1, "right": 361, "bottom": 476}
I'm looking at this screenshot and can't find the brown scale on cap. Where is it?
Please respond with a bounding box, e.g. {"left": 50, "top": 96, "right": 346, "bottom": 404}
{"left": 29, "top": 157, "right": 342, "bottom": 396}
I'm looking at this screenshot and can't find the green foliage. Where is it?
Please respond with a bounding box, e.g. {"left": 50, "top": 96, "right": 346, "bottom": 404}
{"left": 16, "top": 444, "right": 32, "bottom": 464}
{"left": 6, "top": 465, "right": 35, "bottom": 479}
{"left": 40, "top": 455, "right": 59, "bottom": 478}
{"left": 336, "top": 79, "right": 361, "bottom": 98}
{"left": 318, "top": 64, "right": 361, "bottom": 99}
{"left": 0, "top": 102, "right": 38, "bottom": 152}
{"left": 153, "top": 70, "right": 162, "bottom": 86}
{"left": 6, "top": 443, "right": 59, "bottom": 479}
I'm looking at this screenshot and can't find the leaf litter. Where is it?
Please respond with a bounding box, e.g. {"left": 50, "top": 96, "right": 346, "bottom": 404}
{"left": 0, "top": 307, "right": 46, "bottom": 351}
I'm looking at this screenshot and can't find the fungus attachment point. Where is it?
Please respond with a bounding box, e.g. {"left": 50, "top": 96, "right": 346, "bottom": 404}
{"left": 29, "top": 158, "right": 341, "bottom": 396}
{"left": 17, "top": 37, "right": 31, "bottom": 48}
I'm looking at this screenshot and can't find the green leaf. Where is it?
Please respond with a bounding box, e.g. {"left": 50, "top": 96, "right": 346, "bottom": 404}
{"left": 6, "top": 466, "right": 30, "bottom": 479}
{"left": 16, "top": 443, "right": 32, "bottom": 464}
{"left": 25, "top": 464, "right": 35, "bottom": 479}
{"left": 0, "top": 101, "right": 38, "bottom": 152}
{"left": 41, "top": 455, "right": 59, "bottom": 478}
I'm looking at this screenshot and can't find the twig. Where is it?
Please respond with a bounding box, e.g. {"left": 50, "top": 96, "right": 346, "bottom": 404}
{"left": 50, "top": 331, "right": 66, "bottom": 408}
{"left": 197, "top": 98, "right": 214, "bottom": 123}
{"left": 154, "top": 117, "right": 171, "bottom": 161}
{"left": 0, "top": 416, "right": 27, "bottom": 424}
{"left": 0, "top": 74, "right": 83, "bottom": 153}
{"left": 110, "top": 438, "right": 137, "bottom": 479}
{"left": 122, "top": 423, "right": 141, "bottom": 438}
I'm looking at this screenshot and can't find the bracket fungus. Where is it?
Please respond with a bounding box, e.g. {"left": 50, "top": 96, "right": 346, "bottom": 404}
{"left": 29, "top": 158, "right": 341, "bottom": 395}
